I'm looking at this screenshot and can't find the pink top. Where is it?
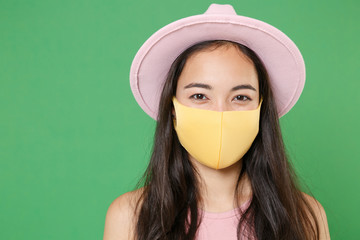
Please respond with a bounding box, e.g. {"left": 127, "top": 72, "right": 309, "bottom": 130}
{"left": 196, "top": 200, "right": 255, "bottom": 240}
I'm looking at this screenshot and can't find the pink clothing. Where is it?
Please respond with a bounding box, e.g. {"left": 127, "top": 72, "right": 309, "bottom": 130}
{"left": 196, "top": 200, "right": 254, "bottom": 240}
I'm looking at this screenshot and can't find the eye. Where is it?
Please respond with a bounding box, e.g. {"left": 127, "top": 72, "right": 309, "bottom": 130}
{"left": 234, "top": 95, "right": 251, "bottom": 101}
{"left": 190, "top": 94, "right": 207, "bottom": 100}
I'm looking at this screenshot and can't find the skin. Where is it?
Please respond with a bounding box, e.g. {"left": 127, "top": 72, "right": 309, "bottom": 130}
{"left": 103, "top": 45, "right": 330, "bottom": 240}
{"left": 174, "top": 44, "right": 258, "bottom": 212}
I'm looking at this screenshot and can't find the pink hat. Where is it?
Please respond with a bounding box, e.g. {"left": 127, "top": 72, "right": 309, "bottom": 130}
{"left": 130, "top": 3, "right": 305, "bottom": 120}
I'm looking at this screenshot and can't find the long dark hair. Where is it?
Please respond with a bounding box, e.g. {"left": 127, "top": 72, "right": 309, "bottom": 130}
{"left": 135, "top": 40, "right": 319, "bottom": 240}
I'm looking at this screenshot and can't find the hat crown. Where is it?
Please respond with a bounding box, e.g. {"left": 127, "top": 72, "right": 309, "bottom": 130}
{"left": 204, "top": 4, "right": 237, "bottom": 15}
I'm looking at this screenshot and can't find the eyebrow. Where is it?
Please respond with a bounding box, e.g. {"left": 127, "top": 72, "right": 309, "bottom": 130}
{"left": 231, "top": 84, "right": 257, "bottom": 91}
{"left": 184, "top": 82, "right": 257, "bottom": 91}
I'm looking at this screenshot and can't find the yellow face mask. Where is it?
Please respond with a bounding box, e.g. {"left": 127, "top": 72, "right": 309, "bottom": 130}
{"left": 172, "top": 97, "right": 262, "bottom": 170}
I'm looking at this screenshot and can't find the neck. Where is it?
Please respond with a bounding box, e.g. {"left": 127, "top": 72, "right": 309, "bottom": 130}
{"left": 190, "top": 156, "right": 252, "bottom": 213}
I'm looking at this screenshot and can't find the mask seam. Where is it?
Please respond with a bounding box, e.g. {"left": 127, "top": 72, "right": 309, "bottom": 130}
{"left": 216, "top": 112, "right": 224, "bottom": 169}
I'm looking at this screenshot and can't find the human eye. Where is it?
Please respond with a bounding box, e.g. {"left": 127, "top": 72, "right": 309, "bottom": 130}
{"left": 233, "top": 95, "right": 252, "bottom": 102}
{"left": 190, "top": 94, "right": 207, "bottom": 100}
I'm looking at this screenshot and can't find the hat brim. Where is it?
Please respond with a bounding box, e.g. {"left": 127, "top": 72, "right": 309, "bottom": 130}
{"left": 130, "top": 12, "right": 305, "bottom": 120}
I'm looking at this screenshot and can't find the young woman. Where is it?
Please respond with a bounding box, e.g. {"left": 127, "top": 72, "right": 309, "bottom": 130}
{"left": 104, "top": 4, "right": 330, "bottom": 240}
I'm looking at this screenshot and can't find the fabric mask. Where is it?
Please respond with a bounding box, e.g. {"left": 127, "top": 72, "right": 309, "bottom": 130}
{"left": 172, "top": 97, "right": 262, "bottom": 170}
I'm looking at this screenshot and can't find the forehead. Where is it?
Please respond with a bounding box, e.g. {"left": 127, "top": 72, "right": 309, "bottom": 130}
{"left": 177, "top": 45, "right": 258, "bottom": 89}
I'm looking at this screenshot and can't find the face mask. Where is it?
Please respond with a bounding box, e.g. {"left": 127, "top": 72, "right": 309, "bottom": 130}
{"left": 172, "top": 97, "right": 262, "bottom": 170}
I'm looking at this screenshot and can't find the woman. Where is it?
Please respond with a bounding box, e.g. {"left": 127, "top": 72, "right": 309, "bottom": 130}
{"left": 104, "top": 4, "right": 330, "bottom": 240}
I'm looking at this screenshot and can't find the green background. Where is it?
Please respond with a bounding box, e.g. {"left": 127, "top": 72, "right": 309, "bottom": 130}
{"left": 1, "top": 0, "right": 359, "bottom": 239}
